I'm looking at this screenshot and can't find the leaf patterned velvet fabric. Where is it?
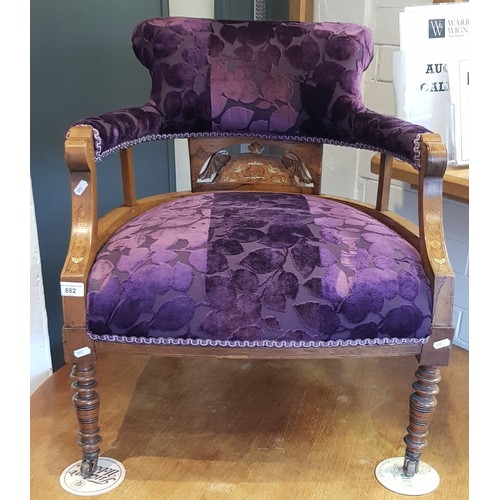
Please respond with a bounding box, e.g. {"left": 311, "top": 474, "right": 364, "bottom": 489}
{"left": 72, "top": 17, "right": 430, "bottom": 168}
{"left": 87, "top": 193, "right": 432, "bottom": 347}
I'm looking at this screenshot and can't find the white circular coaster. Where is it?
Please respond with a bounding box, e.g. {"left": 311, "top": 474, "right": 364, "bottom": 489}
{"left": 60, "top": 457, "right": 126, "bottom": 496}
{"left": 375, "top": 457, "right": 440, "bottom": 496}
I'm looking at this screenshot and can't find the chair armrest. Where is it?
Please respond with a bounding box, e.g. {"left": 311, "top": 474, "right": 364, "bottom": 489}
{"left": 75, "top": 104, "right": 431, "bottom": 169}
{"left": 61, "top": 126, "right": 99, "bottom": 282}
{"left": 352, "top": 109, "right": 431, "bottom": 170}
{"left": 60, "top": 126, "right": 99, "bottom": 328}
{"left": 70, "top": 102, "right": 164, "bottom": 162}
{"left": 417, "top": 132, "right": 455, "bottom": 300}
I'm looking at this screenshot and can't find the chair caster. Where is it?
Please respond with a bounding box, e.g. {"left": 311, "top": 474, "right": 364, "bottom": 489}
{"left": 60, "top": 457, "right": 126, "bottom": 495}
{"left": 375, "top": 457, "right": 440, "bottom": 495}
{"left": 81, "top": 458, "right": 98, "bottom": 479}
{"left": 403, "top": 458, "right": 418, "bottom": 478}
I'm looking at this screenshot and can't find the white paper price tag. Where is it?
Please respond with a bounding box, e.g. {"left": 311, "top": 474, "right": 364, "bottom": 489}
{"left": 74, "top": 180, "right": 88, "bottom": 196}
{"left": 60, "top": 281, "right": 85, "bottom": 297}
{"left": 433, "top": 338, "right": 451, "bottom": 350}
{"left": 73, "top": 347, "right": 91, "bottom": 358}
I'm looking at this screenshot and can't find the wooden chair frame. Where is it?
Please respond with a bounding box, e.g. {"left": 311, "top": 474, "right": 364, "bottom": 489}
{"left": 61, "top": 124, "right": 454, "bottom": 479}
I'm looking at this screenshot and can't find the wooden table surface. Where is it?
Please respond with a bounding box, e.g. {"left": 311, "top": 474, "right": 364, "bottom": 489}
{"left": 371, "top": 154, "right": 469, "bottom": 202}
{"left": 31, "top": 347, "right": 469, "bottom": 499}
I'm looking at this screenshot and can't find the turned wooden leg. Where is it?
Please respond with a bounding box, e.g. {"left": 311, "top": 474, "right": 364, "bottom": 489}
{"left": 71, "top": 361, "right": 102, "bottom": 478}
{"left": 403, "top": 365, "right": 441, "bottom": 477}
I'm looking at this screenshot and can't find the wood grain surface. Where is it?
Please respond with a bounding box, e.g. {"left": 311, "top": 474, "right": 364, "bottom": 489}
{"left": 31, "top": 347, "right": 469, "bottom": 499}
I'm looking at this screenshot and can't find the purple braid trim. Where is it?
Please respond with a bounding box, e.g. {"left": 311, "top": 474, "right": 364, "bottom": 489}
{"left": 83, "top": 128, "right": 424, "bottom": 170}
{"left": 68, "top": 124, "right": 103, "bottom": 158}
{"left": 87, "top": 333, "right": 428, "bottom": 348}
{"left": 413, "top": 133, "right": 422, "bottom": 163}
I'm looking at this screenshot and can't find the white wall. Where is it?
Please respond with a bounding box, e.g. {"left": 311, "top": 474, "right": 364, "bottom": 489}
{"left": 30, "top": 183, "right": 53, "bottom": 394}
{"left": 169, "top": 0, "right": 214, "bottom": 18}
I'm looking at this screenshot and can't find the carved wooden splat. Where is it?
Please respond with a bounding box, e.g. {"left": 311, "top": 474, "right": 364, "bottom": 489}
{"left": 197, "top": 141, "right": 315, "bottom": 192}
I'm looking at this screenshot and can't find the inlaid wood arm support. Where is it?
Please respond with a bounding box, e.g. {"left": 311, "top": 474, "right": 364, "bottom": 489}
{"left": 61, "top": 126, "right": 99, "bottom": 282}
{"left": 61, "top": 128, "right": 138, "bottom": 283}
{"left": 417, "top": 134, "right": 455, "bottom": 365}
{"left": 60, "top": 126, "right": 99, "bottom": 337}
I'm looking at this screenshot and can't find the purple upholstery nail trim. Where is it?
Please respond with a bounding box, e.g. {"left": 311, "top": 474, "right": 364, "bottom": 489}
{"left": 87, "top": 332, "right": 428, "bottom": 347}
{"left": 88, "top": 129, "right": 423, "bottom": 170}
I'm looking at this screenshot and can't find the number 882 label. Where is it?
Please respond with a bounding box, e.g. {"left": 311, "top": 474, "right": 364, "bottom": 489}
{"left": 60, "top": 282, "right": 85, "bottom": 297}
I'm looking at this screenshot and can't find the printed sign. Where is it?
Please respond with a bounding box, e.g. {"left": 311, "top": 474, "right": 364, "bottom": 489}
{"left": 394, "top": 2, "right": 470, "bottom": 166}
{"left": 60, "top": 457, "right": 126, "bottom": 496}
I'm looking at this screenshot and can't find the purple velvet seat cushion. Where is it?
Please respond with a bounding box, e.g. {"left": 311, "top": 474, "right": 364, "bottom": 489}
{"left": 87, "top": 193, "right": 432, "bottom": 347}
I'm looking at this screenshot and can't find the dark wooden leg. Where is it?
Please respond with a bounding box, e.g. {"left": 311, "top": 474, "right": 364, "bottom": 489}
{"left": 71, "top": 361, "right": 102, "bottom": 478}
{"left": 403, "top": 365, "right": 441, "bottom": 477}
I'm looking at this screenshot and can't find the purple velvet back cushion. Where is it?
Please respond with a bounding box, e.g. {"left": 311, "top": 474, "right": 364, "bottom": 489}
{"left": 87, "top": 193, "right": 432, "bottom": 347}
{"left": 76, "top": 17, "right": 429, "bottom": 166}
{"left": 133, "top": 18, "right": 372, "bottom": 137}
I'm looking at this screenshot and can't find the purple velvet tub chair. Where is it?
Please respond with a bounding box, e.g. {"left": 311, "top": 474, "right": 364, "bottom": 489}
{"left": 61, "top": 16, "right": 455, "bottom": 481}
